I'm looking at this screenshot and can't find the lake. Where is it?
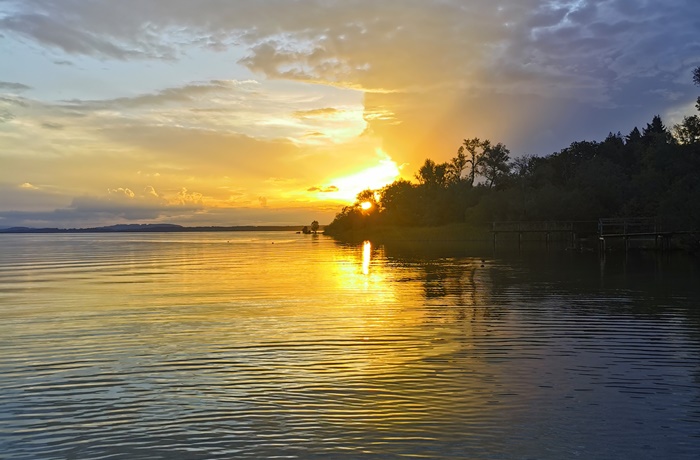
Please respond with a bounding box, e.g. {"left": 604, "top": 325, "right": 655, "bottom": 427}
{"left": 1, "top": 232, "right": 699, "bottom": 459}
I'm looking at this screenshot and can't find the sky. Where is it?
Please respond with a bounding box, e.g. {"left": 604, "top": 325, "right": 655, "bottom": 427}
{"left": 1, "top": 0, "right": 699, "bottom": 228}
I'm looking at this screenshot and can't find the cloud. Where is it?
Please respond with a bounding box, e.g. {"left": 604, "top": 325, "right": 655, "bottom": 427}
{"left": 3, "top": 1, "right": 698, "bottom": 100}
{"left": 41, "top": 122, "right": 64, "bottom": 130}
{"left": 0, "top": 12, "right": 166, "bottom": 59}
{"left": 7, "top": 186, "right": 204, "bottom": 225}
{"left": 0, "top": 81, "right": 31, "bottom": 92}
{"left": 1, "top": 0, "right": 699, "bottom": 227}
{"left": 307, "top": 185, "right": 339, "bottom": 193}
{"left": 0, "top": 197, "right": 335, "bottom": 228}
{"left": 0, "top": 109, "right": 13, "bottom": 123}
{"left": 293, "top": 107, "right": 341, "bottom": 118}
{"left": 60, "top": 80, "right": 242, "bottom": 110}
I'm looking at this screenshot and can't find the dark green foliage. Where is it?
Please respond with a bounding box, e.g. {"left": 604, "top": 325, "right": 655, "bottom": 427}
{"left": 415, "top": 159, "right": 449, "bottom": 188}
{"left": 673, "top": 115, "right": 700, "bottom": 144}
{"left": 693, "top": 65, "right": 700, "bottom": 113}
{"left": 477, "top": 142, "right": 511, "bottom": 188}
{"left": 456, "top": 138, "right": 490, "bottom": 186}
{"left": 326, "top": 111, "right": 700, "bottom": 236}
{"left": 643, "top": 115, "right": 673, "bottom": 145}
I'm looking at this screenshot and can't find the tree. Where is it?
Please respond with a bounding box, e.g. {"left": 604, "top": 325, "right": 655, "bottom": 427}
{"left": 642, "top": 115, "right": 672, "bottom": 144}
{"left": 415, "top": 159, "right": 449, "bottom": 188}
{"left": 693, "top": 66, "right": 700, "bottom": 111}
{"left": 673, "top": 115, "right": 700, "bottom": 145}
{"left": 626, "top": 127, "right": 642, "bottom": 144}
{"left": 477, "top": 142, "right": 511, "bottom": 188}
{"left": 355, "top": 189, "right": 379, "bottom": 210}
{"left": 380, "top": 179, "right": 418, "bottom": 225}
{"left": 310, "top": 220, "right": 320, "bottom": 234}
{"left": 447, "top": 148, "right": 468, "bottom": 184}
{"left": 457, "top": 138, "right": 490, "bottom": 186}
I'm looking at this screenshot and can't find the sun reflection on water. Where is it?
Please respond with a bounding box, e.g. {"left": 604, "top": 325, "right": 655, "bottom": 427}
{"left": 362, "top": 240, "right": 371, "bottom": 275}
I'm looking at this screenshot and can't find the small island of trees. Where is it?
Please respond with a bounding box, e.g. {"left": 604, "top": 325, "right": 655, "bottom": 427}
{"left": 324, "top": 67, "right": 700, "bottom": 246}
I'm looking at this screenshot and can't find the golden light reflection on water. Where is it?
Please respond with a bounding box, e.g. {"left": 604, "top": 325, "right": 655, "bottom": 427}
{"left": 362, "top": 240, "right": 371, "bottom": 275}
{"left": 3, "top": 234, "right": 700, "bottom": 458}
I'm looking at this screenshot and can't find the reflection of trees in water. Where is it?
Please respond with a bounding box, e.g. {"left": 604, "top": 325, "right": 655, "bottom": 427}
{"left": 386, "top": 251, "right": 508, "bottom": 328}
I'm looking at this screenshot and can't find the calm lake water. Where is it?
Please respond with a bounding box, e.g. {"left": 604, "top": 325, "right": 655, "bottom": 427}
{"left": 1, "top": 232, "right": 699, "bottom": 459}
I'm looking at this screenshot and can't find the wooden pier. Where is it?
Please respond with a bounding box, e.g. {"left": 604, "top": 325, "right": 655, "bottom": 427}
{"left": 491, "top": 219, "right": 696, "bottom": 251}
{"left": 490, "top": 221, "right": 597, "bottom": 250}
{"left": 597, "top": 218, "right": 677, "bottom": 251}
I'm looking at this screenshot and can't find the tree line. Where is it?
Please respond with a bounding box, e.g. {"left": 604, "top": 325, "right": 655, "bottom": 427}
{"left": 325, "top": 67, "right": 700, "bottom": 237}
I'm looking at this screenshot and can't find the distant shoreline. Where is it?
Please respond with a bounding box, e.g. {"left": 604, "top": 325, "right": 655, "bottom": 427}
{"left": 0, "top": 224, "right": 307, "bottom": 234}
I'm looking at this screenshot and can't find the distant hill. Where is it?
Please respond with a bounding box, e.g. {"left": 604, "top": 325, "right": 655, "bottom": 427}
{"left": 0, "top": 224, "right": 305, "bottom": 234}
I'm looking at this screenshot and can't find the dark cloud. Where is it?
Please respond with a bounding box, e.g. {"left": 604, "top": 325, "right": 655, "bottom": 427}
{"left": 0, "top": 95, "right": 29, "bottom": 107}
{"left": 0, "top": 81, "right": 31, "bottom": 91}
{"left": 0, "top": 13, "right": 152, "bottom": 59}
{"left": 0, "top": 187, "right": 202, "bottom": 228}
{"left": 0, "top": 109, "right": 13, "bottom": 123}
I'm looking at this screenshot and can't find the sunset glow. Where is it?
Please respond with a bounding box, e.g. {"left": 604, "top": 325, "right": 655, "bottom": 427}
{"left": 0, "top": 1, "right": 697, "bottom": 227}
{"left": 316, "top": 149, "right": 402, "bottom": 203}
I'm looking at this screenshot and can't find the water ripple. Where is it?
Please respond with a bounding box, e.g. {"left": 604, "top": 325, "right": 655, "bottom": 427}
{"left": 1, "top": 234, "right": 699, "bottom": 459}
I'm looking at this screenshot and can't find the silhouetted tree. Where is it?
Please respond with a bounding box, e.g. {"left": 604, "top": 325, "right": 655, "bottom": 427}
{"left": 477, "top": 142, "right": 511, "bottom": 188}
{"left": 673, "top": 115, "right": 700, "bottom": 144}
{"left": 415, "top": 159, "right": 449, "bottom": 188}
{"left": 626, "top": 127, "right": 642, "bottom": 144}
{"left": 355, "top": 189, "right": 380, "bottom": 214}
{"left": 457, "top": 138, "right": 490, "bottom": 186}
{"left": 447, "top": 148, "right": 468, "bottom": 184}
{"left": 693, "top": 66, "right": 700, "bottom": 111}
{"left": 643, "top": 115, "right": 672, "bottom": 144}
{"left": 311, "top": 220, "right": 320, "bottom": 234}
{"left": 380, "top": 180, "right": 418, "bottom": 225}
{"left": 325, "top": 68, "right": 700, "bottom": 240}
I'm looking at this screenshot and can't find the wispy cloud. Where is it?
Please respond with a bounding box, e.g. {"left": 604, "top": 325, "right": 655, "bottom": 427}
{"left": 0, "top": 81, "right": 31, "bottom": 91}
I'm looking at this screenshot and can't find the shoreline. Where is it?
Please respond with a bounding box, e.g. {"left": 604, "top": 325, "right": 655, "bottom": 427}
{"left": 0, "top": 225, "right": 304, "bottom": 234}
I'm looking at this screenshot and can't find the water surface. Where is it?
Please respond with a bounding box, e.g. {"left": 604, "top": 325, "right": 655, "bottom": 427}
{"left": 1, "top": 233, "right": 699, "bottom": 459}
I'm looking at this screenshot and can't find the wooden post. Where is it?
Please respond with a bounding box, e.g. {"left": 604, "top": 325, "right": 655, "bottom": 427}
{"left": 492, "top": 222, "right": 496, "bottom": 251}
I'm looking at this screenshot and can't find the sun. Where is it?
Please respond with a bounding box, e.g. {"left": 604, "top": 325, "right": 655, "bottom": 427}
{"left": 315, "top": 148, "right": 402, "bottom": 202}
{"left": 360, "top": 201, "right": 373, "bottom": 211}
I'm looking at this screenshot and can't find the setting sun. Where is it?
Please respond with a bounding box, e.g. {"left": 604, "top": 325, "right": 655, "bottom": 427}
{"left": 360, "top": 201, "right": 373, "bottom": 210}
{"left": 315, "top": 148, "right": 402, "bottom": 202}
